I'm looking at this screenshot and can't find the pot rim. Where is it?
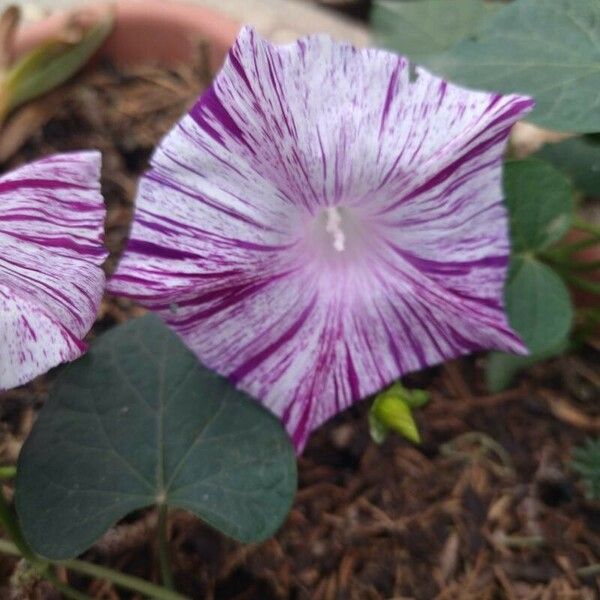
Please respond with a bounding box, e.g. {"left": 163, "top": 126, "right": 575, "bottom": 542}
{"left": 14, "top": 0, "right": 241, "bottom": 68}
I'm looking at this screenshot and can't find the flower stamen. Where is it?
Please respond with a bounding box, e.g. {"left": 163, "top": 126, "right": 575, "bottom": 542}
{"left": 325, "top": 206, "right": 346, "bottom": 252}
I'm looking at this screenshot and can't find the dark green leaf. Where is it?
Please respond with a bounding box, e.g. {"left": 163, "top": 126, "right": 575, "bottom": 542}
{"left": 371, "top": 0, "right": 499, "bottom": 62}
{"left": 504, "top": 159, "right": 574, "bottom": 253}
{"left": 535, "top": 137, "right": 600, "bottom": 198}
{"left": 426, "top": 0, "right": 600, "bottom": 132}
{"left": 16, "top": 315, "right": 296, "bottom": 560}
{"left": 505, "top": 256, "right": 573, "bottom": 355}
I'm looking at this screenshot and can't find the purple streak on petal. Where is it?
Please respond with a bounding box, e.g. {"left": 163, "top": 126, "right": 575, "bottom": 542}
{"left": 230, "top": 294, "right": 317, "bottom": 384}
{"left": 190, "top": 86, "right": 252, "bottom": 152}
{"left": 127, "top": 239, "right": 202, "bottom": 261}
{"left": 379, "top": 58, "right": 405, "bottom": 135}
{"left": 0, "top": 177, "right": 92, "bottom": 193}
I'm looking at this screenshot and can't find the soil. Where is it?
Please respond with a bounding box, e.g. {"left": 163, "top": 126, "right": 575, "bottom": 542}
{"left": 0, "top": 44, "right": 599, "bottom": 600}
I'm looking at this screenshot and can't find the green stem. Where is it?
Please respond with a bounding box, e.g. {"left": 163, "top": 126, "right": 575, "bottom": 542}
{"left": 0, "top": 466, "right": 16, "bottom": 480}
{"left": 562, "top": 272, "right": 600, "bottom": 295}
{"left": 157, "top": 503, "right": 174, "bottom": 590}
{"left": 578, "top": 563, "right": 600, "bottom": 578}
{"left": 547, "top": 257, "right": 600, "bottom": 272}
{"left": 61, "top": 557, "right": 188, "bottom": 600}
{"left": 544, "top": 236, "right": 600, "bottom": 261}
{"left": 568, "top": 260, "right": 600, "bottom": 272}
{"left": 572, "top": 218, "right": 600, "bottom": 239}
{"left": 0, "top": 539, "right": 189, "bottom": 600}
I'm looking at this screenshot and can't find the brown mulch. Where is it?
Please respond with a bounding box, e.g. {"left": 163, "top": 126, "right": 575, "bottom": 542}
{"left": 0, "top": 47, "right": 599, "bottom": 600}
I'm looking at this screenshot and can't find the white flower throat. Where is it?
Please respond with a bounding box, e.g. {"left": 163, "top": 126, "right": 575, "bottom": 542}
{"left": 324, "top": 206, "right": 346, "bottom": 252}
{"left": 309, "top": 205, "right": 367, "bottom": 263}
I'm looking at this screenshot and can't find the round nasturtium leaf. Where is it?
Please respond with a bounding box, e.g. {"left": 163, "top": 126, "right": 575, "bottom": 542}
{"left": 503, "top": 159, "right": 574, "bottom": 253}
{"left": 427, "top": 0, "right": 600, "bottom": 132}
{"left": 16, "top": 315, "right": 297, "bottom": 560}
{"left": 505, "top": 256, "right": 573, "bottom": 355}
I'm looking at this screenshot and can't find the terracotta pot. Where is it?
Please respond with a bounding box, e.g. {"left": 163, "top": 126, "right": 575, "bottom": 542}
{"left": 14, "top": 0, "right": 241, "bottom": 70}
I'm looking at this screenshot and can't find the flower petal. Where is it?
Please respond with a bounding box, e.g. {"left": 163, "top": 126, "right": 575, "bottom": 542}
{"left": 109, "top": 28, "right": 533, "bottom": 450}
{"left": 0, "top": 151, "right": 106, "bottom": 390}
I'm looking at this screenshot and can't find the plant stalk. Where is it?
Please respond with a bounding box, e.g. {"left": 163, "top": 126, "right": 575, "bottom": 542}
{"left": 562, "top": 272, "right": 600, "bottom": 295}
{"left": 44, "top": 571, "right": 95, "bottom": 600}
{"left": 543, "top": 236, "right": 600, "bottom": 262}
{"left": 572, "top": 218, "right": 600, "bottom": 239}
{"left": 578, "top": 563, "right": 600, "bottom": 578}
{"left": 0, "top": 539, "right": 189, "bottom": 600}
{"left": 548, "top": 258, "right": 600, "bottom": 272}
{"left": 157, "top": 503, "right": 175, "bottom": 590}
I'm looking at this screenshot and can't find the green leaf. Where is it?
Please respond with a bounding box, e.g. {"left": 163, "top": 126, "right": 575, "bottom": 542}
{"left": 505, "top": 256, "right": 573, "bottom": 355}
{"left": 485, "top": 339, "right": 567, "bottom": 393}
{"left": 0, "top": 13, "right": 113, "bottom": 122}
{"left": 371, "top": 0, "right": 499, "bottom": 63}
{"left": 15, "top": 315, "right": 296, "bottom": 560}
{"left": 486, "top": 159, "right": 575, "bottom": 391}
{"left": 535, "top": 137, "right": 600, "bottom": 198}
{"left": 504, "top": 159, "right": 574, "bottom": 253}
{"left": 426, "top": 0, "right": 600, "bottom": 132}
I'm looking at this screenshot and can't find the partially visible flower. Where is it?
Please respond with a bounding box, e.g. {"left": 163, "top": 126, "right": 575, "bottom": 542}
{"left": 109, "top": 28, "right": 533, "bottom": 451}
{"left": 0, "top": 152, "right": 106, "bottom": 390}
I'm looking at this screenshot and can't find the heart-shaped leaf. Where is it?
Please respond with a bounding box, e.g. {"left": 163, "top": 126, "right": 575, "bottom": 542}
{"left": 427, "top": 0, "right": 600, "bottom": 132}
{"left": 372, "top": 0, "right": 499, "bottom": 63}
{"left": 16, "top": 315, "right": 297, "bottom": 560}
{"left": 504, "top": 159, "right": 574, "bottom": 253}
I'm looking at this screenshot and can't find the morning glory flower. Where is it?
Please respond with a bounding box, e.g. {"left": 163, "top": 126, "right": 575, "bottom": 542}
{"left": 0, "top": 152, "right": 106, "bottom": 390}
{"left": 109, "top": 28, "right": 533, "bottom": 451}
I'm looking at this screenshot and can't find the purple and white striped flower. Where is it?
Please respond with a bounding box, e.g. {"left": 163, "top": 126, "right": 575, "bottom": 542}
{"left": 0, "top": 152, "right": 106, "bottom": 390}
{"left": 109, "top": 28, "right": 533, "bottom": 451}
